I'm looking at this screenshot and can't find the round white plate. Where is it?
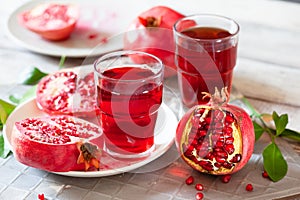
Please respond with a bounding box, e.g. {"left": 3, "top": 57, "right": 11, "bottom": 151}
{"left": 4, "top": 98, "right": 178, "bottom": 177}
{"left": 6, "top": 0, "right": 148, "bottom": 57}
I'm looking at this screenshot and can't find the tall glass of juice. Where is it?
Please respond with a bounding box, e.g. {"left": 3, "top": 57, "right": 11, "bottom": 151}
{"left": 173, "top": 14, "right": 239, "bottom": 108}
{"left": 94, "top": 50, "right": 163, "bottom": 159}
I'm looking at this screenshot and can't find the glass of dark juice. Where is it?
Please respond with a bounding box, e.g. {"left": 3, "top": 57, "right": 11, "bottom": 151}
{"left": 94, "top": 51, "right": 164, "bottom": 159}
{"left": 173, "top": 14, "right": 239, "bottom": 108}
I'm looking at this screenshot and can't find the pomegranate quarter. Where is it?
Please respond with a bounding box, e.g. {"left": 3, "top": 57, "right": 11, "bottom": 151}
{"left": 36, "top": 68, "right": 99, "bottom": 117}
{"left": 175, "top": 88, "right": 255, "bottom": 175}
{"left": 11, "top": 115, "right": 102, "bottom": 172}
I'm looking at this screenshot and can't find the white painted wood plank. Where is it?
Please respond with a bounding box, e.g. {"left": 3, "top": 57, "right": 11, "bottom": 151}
{"left": 233, "top": 57, "right": 300, "bottom": 106}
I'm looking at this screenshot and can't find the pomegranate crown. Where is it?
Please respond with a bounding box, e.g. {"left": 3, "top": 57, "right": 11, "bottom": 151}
{"left": 202, "top": 87, "right": 229, "bottom": 107}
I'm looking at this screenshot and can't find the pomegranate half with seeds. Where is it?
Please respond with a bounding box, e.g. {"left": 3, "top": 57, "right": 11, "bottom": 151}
{"left": 36, "top": 68, "right": 99, "bottom": 117}
{"left": 11, "top": 115, "right": 102, "bottom": 172}
{"left": 176, "top": 88, "right": 255, "bottom": 175}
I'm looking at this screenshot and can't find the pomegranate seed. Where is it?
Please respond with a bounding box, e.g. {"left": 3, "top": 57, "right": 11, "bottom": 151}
{"left": 195, "top": 183, "right": 204, "bottom": 191}
{"left": 224, "top": 144, "right": 235, "bottom": 154}
{"left": 262, "top": 171, "right": 269, "bottom": 178}
{"left": 195, "top": 192, "right": 204, "bottom": 200}
{"left": 221, "top": 174, "right": 231, "bottom": 183}
{"left": 245, "top": 183, "right": 253, "bottom": 191}
{"left": 225, "top": 114, "right": 234, "bottom": 124}
{"left": 185, "top": 176, "right": 194, "bottom": 185}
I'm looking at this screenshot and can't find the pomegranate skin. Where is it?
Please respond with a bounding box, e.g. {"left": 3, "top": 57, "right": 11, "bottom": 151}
{"left": 176, "top": 103, "right": 255, "bottom": 175}
{"left": 124, "top": 6, "right": 185, "bottom": 78}
{"left": 11, "top": 116, "right": 102, "bottom": 172}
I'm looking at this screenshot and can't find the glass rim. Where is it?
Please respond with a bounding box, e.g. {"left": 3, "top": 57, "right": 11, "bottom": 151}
{"left": 94, "top": 50, "right": 163, "bottom": 83}
{"left": 173, "top": 13, "right": 240, "bottom": 42}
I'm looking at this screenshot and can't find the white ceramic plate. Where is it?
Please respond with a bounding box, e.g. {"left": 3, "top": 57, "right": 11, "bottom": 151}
{"left": 6, "top": 0, "right": 148, "bottom": 57}
{"left": 4, "top": 98, "right": 178, "bottom": 177}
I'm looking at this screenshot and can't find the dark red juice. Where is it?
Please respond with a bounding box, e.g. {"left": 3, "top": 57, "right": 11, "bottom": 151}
{"left": 97, "top": 66, "right": 163, "bottom": 155}
{"left": 176, "top": 27, "right": 237, "bottom": 107}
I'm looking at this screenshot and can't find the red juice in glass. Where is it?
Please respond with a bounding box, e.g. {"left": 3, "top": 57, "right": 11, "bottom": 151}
{"left": 174, "top": 15, "right": 239, "bottom": 107}
{"left": 97, "top": 67, "right": 162, "bottom": 155}
{"left": 94, "top": 51, "right": 163, "bottom": 159}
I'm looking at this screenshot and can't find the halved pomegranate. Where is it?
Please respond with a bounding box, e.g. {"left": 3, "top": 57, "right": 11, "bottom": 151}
{"left": 36, "top": 68, "right": 99, "bottom": 117}
{"left": 19, "top": 3, "right": 79, "bottom": 41}
{"left": 124, "top": 6, "right": 185, "bottom": 78}
{"left": 11, "top": 115, "right": 102, "bottom": 172}
{"left": 176, "top": 88, "right": 255, "bottom": 175}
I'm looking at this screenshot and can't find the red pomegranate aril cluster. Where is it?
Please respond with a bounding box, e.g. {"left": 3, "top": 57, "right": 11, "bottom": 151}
{"left": 19, "top": 116, "right": 99, "bottom": 144}
{"left": 183, "top": 107, "right": 242, "bottom": 172}
{"left": 37, "top": 71, "right": 97, "bottom": 114}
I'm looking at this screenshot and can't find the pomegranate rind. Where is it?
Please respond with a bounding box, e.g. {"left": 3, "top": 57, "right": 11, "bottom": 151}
{"left": 124, "top": 6, "right": 185, "bottom": 78}
{"left": 19, "top": 3, "right": 79, "bottom": 41}
{"left": 11, "top": 115, "right": 102, "bottom": 172}
{"left": 176, "top": 104, "right": 255, "bottom": 175}
{"left": 36, "top": 68, "right": 99, "bottom": 117}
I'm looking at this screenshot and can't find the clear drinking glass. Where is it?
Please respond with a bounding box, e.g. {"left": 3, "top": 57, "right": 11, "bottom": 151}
{"left": 173, "top": 14, "right": 239, "bottom": 108}
{"left": 94, "top": 50, "right": 164, "bottom": 159}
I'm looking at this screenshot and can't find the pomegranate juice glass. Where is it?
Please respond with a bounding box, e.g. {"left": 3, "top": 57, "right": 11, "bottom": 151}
{"left": 173, "top": 14, "right": 239, "bottom": 107}
{"left": 94, "top": 50, "right": 164, "bottom": 159}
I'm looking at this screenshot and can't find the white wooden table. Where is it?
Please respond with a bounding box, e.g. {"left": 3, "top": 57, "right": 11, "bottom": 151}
{"left": 0, "top": 0, "right": 299, "bottom": 199}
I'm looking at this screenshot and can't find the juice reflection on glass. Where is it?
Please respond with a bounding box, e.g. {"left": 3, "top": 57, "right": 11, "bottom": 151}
{"left": 94, "top": 51, "right": 163, "bottom": 159}
{"left": 173, "top": 14, "right": 239, "bottom": 107}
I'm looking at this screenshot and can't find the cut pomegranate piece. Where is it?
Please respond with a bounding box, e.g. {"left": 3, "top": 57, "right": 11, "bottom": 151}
{"left": 36, "top": 68, "right": 99, "bottom": 117}
{"left": 11, "top": 115, "right": 102, "bottom": 172}
{"left": 19, "top": 3, "right": 79, "bottom": 41}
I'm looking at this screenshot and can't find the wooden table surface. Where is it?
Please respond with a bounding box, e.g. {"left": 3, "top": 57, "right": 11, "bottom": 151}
{"left": 0, "top": 0, "right": 299, "bottom": 200}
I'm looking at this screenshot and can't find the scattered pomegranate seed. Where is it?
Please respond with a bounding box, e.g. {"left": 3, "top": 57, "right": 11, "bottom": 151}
{"left": 195, "top": 183, "right": 204, "bottom": 191}
{"left": 245, "top": 183, "right": 253, "bottom": 191}
{"left": 221, "top": 174, "right": 231, "bottom": 183}
{"left": 185, "top": 175, "right": 194, "bottom": 185}
{"left": 38, "top": 193, "right": 45, "bottom": 200}
{"left": 195, "top": 192, "right": 204, "bottom": 200}
{"left": 262, "top": 171, "right": 269, "bottom": 178}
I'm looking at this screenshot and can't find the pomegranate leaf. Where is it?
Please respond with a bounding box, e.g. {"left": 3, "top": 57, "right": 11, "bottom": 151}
{"left": 0, "top": 99, "right": 16, "bottom": 125}
{"left": 272, "top": 111, "right": 288, "bottom": 136}
{"left": 20, "top": 66, "right": 48, "bottom": 85}
{"left": 263, "top": 142, "right": 288, "bottom": 182}
{"left": 253, "top": 121, "right": 264, "bottom": 141}
{"left": 280, "top": 129, "right": 300, "bottom": 142}
{"left": 0, "top": 134, "right": 11, "bottom": 158}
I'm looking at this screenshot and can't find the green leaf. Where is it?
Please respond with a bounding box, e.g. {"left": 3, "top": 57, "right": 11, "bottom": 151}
{"left": 20, "top": 66, "right": 48, "bottom": 85}
{"left": 19, "top": 85, "right": 37, "bottom": 104}
{"left": 253, "top": 121, "right": 265, "bottom": 141}
{"left": 263, "top": 142, "right": 288, "bottom": 182}
{"left": 0, "top": 134, "right": 12, "bottom": 158}
{"left": 59, "top": 55, "right": 66, "bottom": 69}
{"left": 272, "top": 111, "right": 288, "bottom": 136}
{"left": 0, "top": 99, "right": 16, "bottom": 125}
{"left": 9, "top": 95, "right": 20, "bottom": 104}
{"left": 280, "top": 129, "right": 300, "bottom": 142}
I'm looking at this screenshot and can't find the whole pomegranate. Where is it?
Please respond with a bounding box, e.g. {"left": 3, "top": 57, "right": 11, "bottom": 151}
{"left": 176, "top": 88, "right": 255, "bottom": 175}
{"left": 11, "top": 115, "right": 102, "bottom": 172}
{"left": 124, "top": 6, "right": 185, "bottom": 78}
{"left": 36, "top": 68, "right": 99, "bottom": 117}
